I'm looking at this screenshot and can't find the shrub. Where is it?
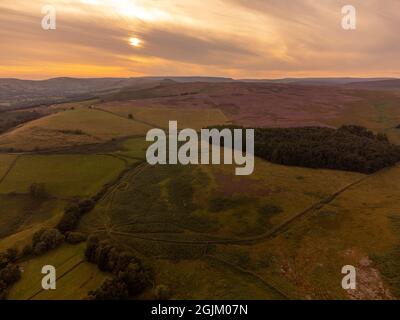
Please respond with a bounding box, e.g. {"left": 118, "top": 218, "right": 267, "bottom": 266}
{"left": 22, "top": 244, "right": 33, "bottom": 257}
{"left": 89, "top": 278, "right": 129, "bottom": 300}
{"left": 4, "top": 248, "right": 18, "bottom": 263}
{"left": 57, "top": 199, "right": 95, "bottom": 233}
{"left": 32, "top": 228, "right": 64, "bottom": 255}
{"left": 0, "top": 264, "right": 21, "bottom": 286}
{"left": 153, "top": 284, "right": 170, "bottom": 300}
{"left": 65, "top": 232, "right": 87, "bottom": 244}
{"left": 85, "top": 237, "right": 152, "bottom": 299}
{"left": 0, "top": 280, "right": 7, "bottom": 300}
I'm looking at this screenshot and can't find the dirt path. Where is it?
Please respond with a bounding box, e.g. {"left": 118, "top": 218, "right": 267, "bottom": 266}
{"left": 206, "top": 255, "right": 290, "bottom": 300}
{"left": 108, "top": 163, "right": 397, "bottom": 246}
{"left": 99, "top": 162, "right": 150, "bottom": 234}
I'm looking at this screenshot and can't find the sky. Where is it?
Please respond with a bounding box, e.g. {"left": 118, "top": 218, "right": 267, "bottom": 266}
{"left": 1, "top": 0, "right": 400, "bottom": 79}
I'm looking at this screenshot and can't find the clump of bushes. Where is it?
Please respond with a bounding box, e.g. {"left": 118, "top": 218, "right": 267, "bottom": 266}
{"left": 90, "top": 278, "right": 129, "bottom": 300}
{"left": 57, "top": 199, "right": 95, "bottom": 233}
{"left": 153, "top": 284, "right": 170, "bottom": 300}
{"left": 0, "top": 248, "right": 21, "bottom": 300}
{"left": 32, "top": 228, "right": 65, "bottom": 256}
{"left": 85, "top": 236, "right": 152, "bottom": 300}
{"left": 65, "top": 231, "right": 87, "bottom": 244}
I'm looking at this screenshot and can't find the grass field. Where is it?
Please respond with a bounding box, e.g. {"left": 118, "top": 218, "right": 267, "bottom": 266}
{"left": 98, "top": 103, "right": 230, "bottom": 130}
{"left": 7, "top": 243, "right": 110, "bottom": 300}
{"left": 114, "top": 137, "right": 150, "bottom": 160}
{"left": 77, "top": 156, "right": 365, "bottom": 299}
{"left": 325, "top": 90, "right": 400, "bottom": 144}
{"left": 0, "top": 154, "right": 17, "bottom": 181}
{"left": 0, "top": 210, "right": 64, "bottom": 253}
{"left": 1, "top": 88, "right": 400, "bottom": 300}
{"left": 0, "top": 108, "right": 152, "bottom": 151}
{"left": 238, "top": 164, "right": 400, "bottom": 300}
{"left": 0, "top": 154, "right": 126, "bottom": 198}
{"left": 0, "top": 195, "right": 65, "bottom": 240}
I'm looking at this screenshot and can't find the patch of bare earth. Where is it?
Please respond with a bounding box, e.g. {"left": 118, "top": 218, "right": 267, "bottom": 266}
{"left": 343, "top": 249, "right": 393, "bottom": 300}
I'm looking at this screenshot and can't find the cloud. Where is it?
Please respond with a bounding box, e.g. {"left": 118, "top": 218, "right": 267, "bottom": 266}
{"left": 0, "top": 0, "right": 399, "bottom": 79}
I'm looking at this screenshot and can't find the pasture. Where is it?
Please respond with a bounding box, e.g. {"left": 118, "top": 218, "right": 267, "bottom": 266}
{"left": 0, "top": 108, "right": 152, "bottom": 151}
{"left": 7, "top": 243, "right": 109, "bottom": 300}
{"left": 77, "top": 156, "right": 366, "bottom": 299}
{"left": 0, "top": 154, "right": 126, "bottom": 198}
{"left": 97, "top": 103, "right": 230, "bottom": 130}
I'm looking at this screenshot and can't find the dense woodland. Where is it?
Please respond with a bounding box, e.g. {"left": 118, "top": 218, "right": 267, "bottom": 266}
{"left": 254, "top": 125, "right": 400, "bottom": 174}
{"left": 210, "top": 125, "right": 400, "bottom": 174}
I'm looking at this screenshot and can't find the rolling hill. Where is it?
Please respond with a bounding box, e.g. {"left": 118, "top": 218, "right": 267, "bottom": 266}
{"left": 1, "top": 79, "right": 400, "bottom": 300}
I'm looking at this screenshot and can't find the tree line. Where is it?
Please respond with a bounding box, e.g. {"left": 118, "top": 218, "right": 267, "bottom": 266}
{"left": 0, "top": 249, "right": 21, "bottom": 299}
{"left": 85, "top": 236, "right": 152, "bottom": 300}
{"left": 209, "top": 124, "right": 400, "bottom": 174}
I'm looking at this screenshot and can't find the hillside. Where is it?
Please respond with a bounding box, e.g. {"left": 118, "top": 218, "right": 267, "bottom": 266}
{"left": 1, "top": 81, "right": 400, "bottom": 300}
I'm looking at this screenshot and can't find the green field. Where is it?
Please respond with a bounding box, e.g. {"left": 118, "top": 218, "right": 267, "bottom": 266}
{"left": 0, "top": 108, "right": 152, "bottom": 151}
{"left": 326, "top": 90, "right": 400, "bottom": 144}
{"left": 98, "top": 104, "right": 230, "bottom": 130}
{"left": 252, "top": 164, "right": 400, "bottom": 299}
{"left": 1, "top": 87, "right": 400, "bottom": 300}
{"left": 114, "top": 137, "right": 150, "bottom": 161}
{"left": 0, "top": 154, "right": 17, "bottom": 182}
{"left": 0, "top": 154, "right": 126, "bottom": 198}
{"left": 77, "top": 157, "right": 366, "bottom": 299}
{"left": 0, "top": 195, "right": 64, "bottom": 240}
{"left": 8, "top": 243, "right": 109, "bottom": 300}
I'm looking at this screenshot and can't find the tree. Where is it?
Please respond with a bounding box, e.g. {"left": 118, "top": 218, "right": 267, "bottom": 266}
{"left": 118, "top": 261, "right": 150, "bottom": 295}
{"left": 154, "top": 284, "right": 170, "bottom": 300}
{"left": 22, "top": 244, "right": 33, "bottom": 257}
{"left": 0, "top": 280, "right": 7, "bottom": 300}
{"left": 57, "top": 200, "right": 95, "bottom": 233}
{"left": 85, "top": 235, "right": 100, "bottom": 262}
{"left": 65, "top": 232, "right": 87, "bottom": 244}
{"left": 89, "top": 279, "right": 129, "bottom": 300}
{"left": 33, "top": 241, "right": 48, "bottom": 256}
{"left": 32, "top": 228, "right": 64, "bottom": 255}
{"left": 5, "top": 248, "right": 18, "bottom": 262}
{"left": 29, "top": 183, "right": 48, "bottom": 199}
{"left": 56, "top": 205, "right": 81, "bottom": 233}
{"left": 0, "top": 264, "right": 21, "bottom": 286}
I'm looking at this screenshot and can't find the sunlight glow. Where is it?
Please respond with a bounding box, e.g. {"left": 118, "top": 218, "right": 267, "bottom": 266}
{"left": 129, "top": 37, "right": 142, "bottom": 47}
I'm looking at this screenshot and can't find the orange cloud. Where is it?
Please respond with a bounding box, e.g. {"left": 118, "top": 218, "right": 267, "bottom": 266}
{"left": 0, "top": 0, "right": 399, "bottom": 79}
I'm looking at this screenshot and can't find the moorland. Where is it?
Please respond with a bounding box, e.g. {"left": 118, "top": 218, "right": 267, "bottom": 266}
{"left": 1, "top": 77, "right": 400, "bottom": 300}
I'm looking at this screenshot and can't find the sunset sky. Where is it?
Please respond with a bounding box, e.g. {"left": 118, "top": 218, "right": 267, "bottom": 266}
{"left": 1, "top": 0, "right": 399, "bottom": 79}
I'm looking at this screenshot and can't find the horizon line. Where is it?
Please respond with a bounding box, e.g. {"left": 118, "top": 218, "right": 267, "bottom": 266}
{"left": 1, "top": 75, "right": 399, "bottom": 82}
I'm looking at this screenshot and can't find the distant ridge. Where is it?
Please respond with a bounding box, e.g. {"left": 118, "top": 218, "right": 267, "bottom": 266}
{"left": 239, "top": 77, "right": 397, "bottom": 85}
{"left": 345, "top": 79, "right": 400, "bottom": 90}
{"left": 1, "top": 76, "right": 399, "bottom": 110}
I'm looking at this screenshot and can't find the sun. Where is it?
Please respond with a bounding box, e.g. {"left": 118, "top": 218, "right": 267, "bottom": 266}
{"left": 129, "top": 37, "right": 142, "bottom": 47}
